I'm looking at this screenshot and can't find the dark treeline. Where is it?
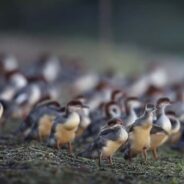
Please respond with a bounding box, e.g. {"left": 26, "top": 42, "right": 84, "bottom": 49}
{"left": 0, "top": 0, "right": 184, "bottom": 52}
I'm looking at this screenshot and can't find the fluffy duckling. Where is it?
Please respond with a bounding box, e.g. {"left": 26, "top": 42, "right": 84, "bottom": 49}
{"left": 0, "top": 102, "right": 4, "bottom": 119}
{"left": 165, "top": 111, "right": 182, "bottom": 146}
{"left": 123, "top": 97, "right": 141, "bottom": 127}
{"left": 18, "top": 101, "right": 62, "bottom": 141}
{"left": 78, "top": 119, "right": 128, "bottom": 166}
{"left": 83, "top": 101, "right": 122, "bottom": 140}
{"left": 166, "top": 111, "right": 181, "bottom": 137}
{"left": 110, "top": 89, "right": 125, "bottom": 111}
{"left": 47, "top": 101, "right": 87, "bottom": 153}
{"left": 0, "top": 70, "right": 27, "bottom": 101}
{"left": 75, "top": 105, "right": 91, "bottom": 137}
{"left": 0, "top": 99, "right": 11, "bottom": 128}
{"left": 150, "top": 98, "right": 172, "bottom": 160}
{"left": 124, "top": 104, "right": 155, "bottom": 162}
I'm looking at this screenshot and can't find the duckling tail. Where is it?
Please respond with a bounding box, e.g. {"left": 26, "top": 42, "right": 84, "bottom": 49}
{"left": 13, "top": 122, "right": 27, "bottom": 135}
{"left": 77, "top": 144, "right": 99, "bottom": 159}
{"left": 123, "top": 150, "right": 138, "bottom": 160}
{"left": 47, "top": 136, "right": 56, "bottom": 147}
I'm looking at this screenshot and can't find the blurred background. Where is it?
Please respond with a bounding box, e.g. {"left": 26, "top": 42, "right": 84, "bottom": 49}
{"left": 0, "top": 0, "right": 184, "bottom": 72}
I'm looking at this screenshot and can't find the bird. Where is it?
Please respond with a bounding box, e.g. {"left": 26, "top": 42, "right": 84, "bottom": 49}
{"left": 149, "top": 97, "right": 172, "bottom": 160}
{"left": 75, "top": 104, "right": 91, "bottom": 137}
{"left": 123, "top": 104, "right": 155, "bottom": 162}
{"left": 0, "top": 102, "right": 4, "bottom": 120}
{"left": 166, "top": 111, "right": 181, "bottom": 139}
{"left": 78, "top": 118, "right": 128, "bottom": 166}
{"left": 82, "top": 100, "right": 122, "bottom": 141}
{"left": 47, "top": 100, "right": 87, "bottom": 154}
{"left": 17, "top": 100, "right": 62, "bottom": 141}
{"left": 123, "top": 97, "right": 141, "bottom": 127}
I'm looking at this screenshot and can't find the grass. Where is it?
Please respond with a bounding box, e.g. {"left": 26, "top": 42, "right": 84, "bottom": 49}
{"left": 0, "top": 124, "right": 184, "bottom": 184}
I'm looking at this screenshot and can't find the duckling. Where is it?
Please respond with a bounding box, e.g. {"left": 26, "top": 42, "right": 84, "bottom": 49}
{"left": 166, "top": 111, "right": 181, "bottom": 137}
{"left": 78, "top": 119, "right": 128, "bottom": 166}
{"left": 0, "top": 70, "right": 27, "bottom": 101}
{"left": 83, "top": 101, "right": 122, "bottom": 140}
{"left": 75, "top": 105, "right": 91, "bottom": 137}
{"left": 0, "top": 102, "right": 4, "bottom": 119}
{"left": 86, "top": 81, "right": 113, "bottom": 111}
{"left": 0, "top": 99, "right": 11, "bottom": 128}
{"left": 111, "top": 89, "right": 126, "bottom": 112}
{"left": 10, "top": 75, "right": 59, "bottom": 119}
{"left": 47, "top": 101, "right": 86, "bottom": 153}
{"left": 18, "top": 101, "right": 62, "bottom": 141}
{"left": 165, "top": 111, "right": 182, "bottom": 146}
{"left": 123, "top": 97, "right": 141, "bottom": 127}
{"left": 150, "top": 98, "right": 172, "bottom": 160}
{"left": 27, "top": 54, "right": 61, "bottom": 83}
{"left": 0, "top": 53, "right": 18, "bottom": 74}
{"left": 124, "top": 104, "right": 155, "bottom": 162}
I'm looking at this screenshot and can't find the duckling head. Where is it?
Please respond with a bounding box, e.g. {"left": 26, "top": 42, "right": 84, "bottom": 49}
{"left": 156, "top": 97, "right": 172, "bottom": 109}
{"left": 111, "top": 89, "right": 125, "bottom": 102}
{"left": 125, "top": 97, "right": 141, "bottom": 111}
{"left": 107, "top": 118, "right": 124, "bottom": 127}
{"left": 105, "top": 101, "right": 122, "bottom": 119}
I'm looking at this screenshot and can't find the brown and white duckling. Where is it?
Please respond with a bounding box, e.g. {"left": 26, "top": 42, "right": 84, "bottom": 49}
{"left": 17, "top": 101, "right": 62, "bottom": 141}
{"left": 30, "top": 54, "right": 61, "bottom": 83}
{"left": 83, "top": 101, "right": 122, "bottom": 140}
{"left": 124, "top": 104, "right": 155, "bottom": 162}
{"left": 78, "top": 119, "right": 128, "bottom": 166}
{"left": 123, "top": 97, "right": 141, "bottom": 127}
{"left": 0, "top": 102, "right": 4, "bottom": 120}
{"left": 11, "top": 75, "right": 59, "bottom": 119}
{"left": 0, "top": 70, "right": 27, "bottom": 101}
{"left": 86, "top": 81, "right": 113, "bottom": 112}
{"left": 75, "top": 105, "right": 91, "bottom": 137}
{"left": 0, "top": 54, "right": 18, "bottom": 74}
{"left": 166, "top": 111, "right": 181, "bottom": 144}
{"left": 47, "top": 101, "right": 87, "bottom": 153}
{"left": 110, "top": 89, "right": 126, "bottom": 112}
{"left": 150, "top": 98, "right": 172, "bottom": 160}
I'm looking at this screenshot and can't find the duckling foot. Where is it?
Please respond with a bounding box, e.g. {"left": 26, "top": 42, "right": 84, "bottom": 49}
{"left": 98, "top": 152, "right": 102, "bottom": 167}
{"left": 152, "top": 148, "right": 159, "bottom": 160}
{"left": 108, "top": 156, "right": 113, "bottom": 165}
{"left": 142, "top": 148, "right": 148, "bottom": 163}
{"left": 68, "top": 142, "right": 73, "bottom": 155}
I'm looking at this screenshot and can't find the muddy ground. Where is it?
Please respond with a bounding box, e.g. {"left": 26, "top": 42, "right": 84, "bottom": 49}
{"left": 0, "top": 121, "right": 184, "bottom": 184}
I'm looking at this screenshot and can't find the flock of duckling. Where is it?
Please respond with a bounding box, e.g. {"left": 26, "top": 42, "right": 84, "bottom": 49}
{"left": 0, "top": 53, "right": 183, "bottom": 166}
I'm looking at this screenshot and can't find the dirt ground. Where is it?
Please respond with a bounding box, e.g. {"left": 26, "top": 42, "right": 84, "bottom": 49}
{"left": 0, "top": 120, "right": 184, "bottom": 184}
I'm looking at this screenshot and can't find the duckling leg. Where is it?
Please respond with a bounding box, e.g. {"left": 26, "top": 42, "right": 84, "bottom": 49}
{"left": 56, "top": 141, "right": 61, "bottom": 149}
{"left": 108, "top": 156, "right": 113, "bottom": 165}
{"left": 142, "top": 148, "right": 147, "bottom": 162}
{"left": 128, "top": 149, "right": 132, "bottom": 163}
{"left": 38, "top": 133, "right": 43, "bottom": 142}
{"left": 152, "top": 148, "right": 159, "bottom": 160}
{"left": 98, "top": 152, "right": 102, "bottom": 166}
{"left": 68, "top": 142, "right": 73, "bottom": 154}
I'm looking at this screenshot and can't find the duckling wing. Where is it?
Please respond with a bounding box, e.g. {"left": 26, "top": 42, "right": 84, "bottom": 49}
{"left": 83, "top": 117, "right": 107, "bottom": 138}
{"left": 100, "top": 126, "right": 121, "bottom": 141}
{"left": 150, "top": 125, "right": 168, "bottom": 135}
{"left": 77, "top": 136, "right": 106, "bottom": 158}
{"left": 126, "top": 116, "right": 146, "bottom": 133}
{"left": 13, "top": 86, "right": 31, "bottom": 105}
